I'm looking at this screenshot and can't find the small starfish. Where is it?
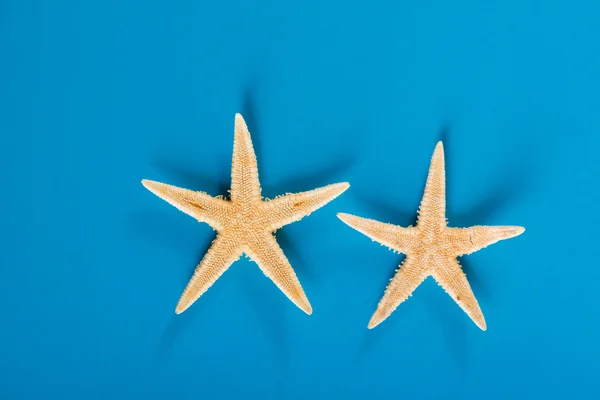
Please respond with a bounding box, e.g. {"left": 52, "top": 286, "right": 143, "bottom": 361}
{"left": 338, "top": 142, "right": 524, "bottom": 330}
{"left": 143, "top": 114, "right": 349, "bottom": 315}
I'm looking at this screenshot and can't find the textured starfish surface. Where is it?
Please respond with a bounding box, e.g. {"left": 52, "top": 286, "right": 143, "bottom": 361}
{"left": 338, "top": 142, "right": 524, "bottom": 330}
{"left": 143, "top": 114, "right": 349, "bottom": 315}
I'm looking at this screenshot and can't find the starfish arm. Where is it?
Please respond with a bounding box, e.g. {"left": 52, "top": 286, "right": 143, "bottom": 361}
{"left": 262, "top": 183, "right": 350, "bottom": 231}
{"left": 230, "top": 113, "right": 261, "bottom": 203}
{"left": 337, "top": 213, "right": 417, "bottom": 254}
{"left": 142, "top": 179, "right": 231, "bottom": 229}
{"left": 417, "top": 141, "right": 447, "bottom": 229}
{"left": 368, "top": 256, "right": 428, "bottom": 329}
{"left": 431, "top": 258, "right": 486, "bottom": 330}
{"left": 245, "top": 234, "right": 312, "bottom": 314}
{"left": 175, "top": 233, "right": 243, "bottom": 314}
{"left": 447, "top": 226, "right": 526, "bottom": 256}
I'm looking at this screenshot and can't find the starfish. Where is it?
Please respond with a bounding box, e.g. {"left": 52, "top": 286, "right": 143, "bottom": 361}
{"left": 338, "top": 142, "right": 524, "bottom": 330}
{"left": 142, "top": 114, "right": 349, "bottom": 315}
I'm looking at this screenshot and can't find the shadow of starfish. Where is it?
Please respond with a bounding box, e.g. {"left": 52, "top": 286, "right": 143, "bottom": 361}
{"left": 236, "top": 258, "right": 291, "bottom": 368}
{"left": 354, "top": 256, "right": 409, "bottom": 364}
{"left": 153, "top": 235, "right": 219, "bottom": 362}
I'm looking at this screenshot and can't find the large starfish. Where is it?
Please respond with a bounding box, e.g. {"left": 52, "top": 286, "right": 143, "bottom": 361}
{"left": 338, "top": 142, "right": 524, "bottom": 330}
{"left": 143, "top": 114, "right": 349, "bottom": 315}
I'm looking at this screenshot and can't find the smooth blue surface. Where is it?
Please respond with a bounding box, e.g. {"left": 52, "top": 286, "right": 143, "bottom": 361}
{"left": 2, "top": 0, "right": 600, "bottom": 398}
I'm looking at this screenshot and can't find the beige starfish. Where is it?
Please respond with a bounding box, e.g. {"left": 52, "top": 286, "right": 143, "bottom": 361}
{"left": 142, "top": 114, "right": 349, "bottom": 315}
{"left": 338, "top": 142, "right": 524, "bottom": 330}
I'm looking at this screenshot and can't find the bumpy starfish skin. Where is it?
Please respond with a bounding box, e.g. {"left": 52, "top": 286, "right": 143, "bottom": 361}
{"left": 338, "top": 142, "right": 524, "bottom": 330}
{"left": 143, "top": 114, "right": 349, "bottom": 314}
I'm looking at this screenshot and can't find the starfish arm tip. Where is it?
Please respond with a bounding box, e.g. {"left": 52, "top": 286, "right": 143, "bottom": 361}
{"left": 234, "top": 113, "right": 247, "bottom": 128}
{"left": 503, "top": 226, "right": 526, "bottom": 239}
{"left": 478, "top": 320, "right": 487, "bottom": 331}
{"left": 175, "top": 300, "right": 191, "bottom": 315}
{"left": 367, "top": 314, "right": 383, "bottom": 329}
{"left": 325, "top": 182, "right": 351, "bottom": 198}
{"left": 434, "top": 140, "right": 444, "bottom": 153}
{"left": 336, "top": 212, "right": 352, "bottom": 223}
{"left": 330, "top": 182, "right": 350, "bottom": 197}
{"left": 298, "top": 298, "right": 313, "bottom": 315}
{"left": 141, "top": 179, "right": 162, "bottom": 194}
{"left": 337, "top": 182, "right": 351, "bottom": 191}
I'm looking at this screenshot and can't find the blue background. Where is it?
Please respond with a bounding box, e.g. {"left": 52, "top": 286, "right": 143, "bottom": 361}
{"left": 2, "top": 0, "right": 599, "bottom": 398}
